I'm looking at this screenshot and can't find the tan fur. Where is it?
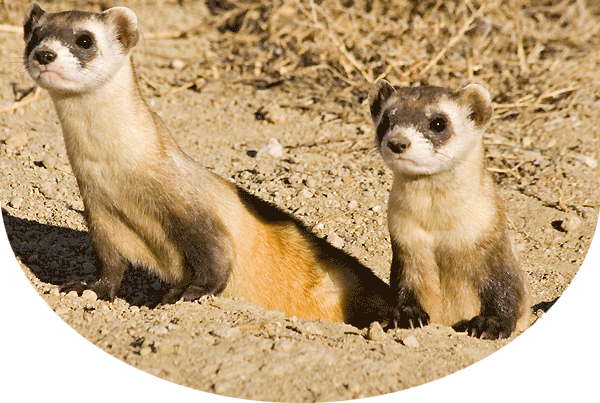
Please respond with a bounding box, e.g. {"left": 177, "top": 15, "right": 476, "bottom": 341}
{"left": 25, "top": 5, "right": 391, "bottom": 326}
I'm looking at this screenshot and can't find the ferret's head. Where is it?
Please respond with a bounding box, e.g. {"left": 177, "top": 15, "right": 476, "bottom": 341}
{"left": 369, "top": 80, "right": 493, "bottom": 176}
{"left": 23, "top": 3, "right": 139, "bottom": 93}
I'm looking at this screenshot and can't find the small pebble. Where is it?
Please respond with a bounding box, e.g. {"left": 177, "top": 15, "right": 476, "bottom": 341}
{"left": 348, "top": 200, "right": 358, "bottom": 209}
{"left": 563, "top": 215, "right": 582, "bottom": 233}
{"left": 9, "top": 197, "right": 23, "bottom": 209}
{"left": 367, "top": 322, "right": 385, "bottom": 341}
{"left": 82, "top": 289, "right": 97, "bottom": 302}
{"left": 327, "top": 232, "right": 345, "bottom": 249}
{"left": 305, "top": 176, "right": 317, "bottom": 188}
{"left": 66, "top": 290, "right": 79, "bottom": 299}
{"left": 42, "top": 154, "right": 58, "bottom": 170}
{"left": 258, "top": 138, "right": 284, "bottom": 158}
{"left": 5, "top": 133, "right": 28, "bottom": 148}
{"left": 577, "top": 154, "right": 598, "bottom": 169}
{"left": 402, "top": 334, "right": 420, "bottom": 348}
{"left": 139, "top": 346, "right": 153, "bottom": 356}
{"left": 298, "top": 188, "right": 313, "bottom": 198}
{"left": 170, "top": 59, "right": 186, "bottom": 70}
{"left": 49, "top": 287, "right": 60, "bottom": 296}
{"left": 39, "top": 182, "right": 55, "bottom": 198}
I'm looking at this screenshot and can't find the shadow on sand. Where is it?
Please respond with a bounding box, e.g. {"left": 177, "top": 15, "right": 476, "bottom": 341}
{"left": 2, "top": 208, "right": 171, "bottom": 307}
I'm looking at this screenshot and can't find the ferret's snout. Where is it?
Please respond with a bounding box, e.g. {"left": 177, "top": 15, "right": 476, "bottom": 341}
{"left": 387, "top": 137, "right": 410, "bottom": 154}
{"left": 34, "top": 50, "right": 57, "bottom": 65}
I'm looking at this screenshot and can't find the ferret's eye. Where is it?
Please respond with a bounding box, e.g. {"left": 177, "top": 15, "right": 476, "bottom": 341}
{"left": 429, "top": 117, "right": 446, "bottom": 133}
{"left": 76, "top": 34, "right": 93, "bottom": 49}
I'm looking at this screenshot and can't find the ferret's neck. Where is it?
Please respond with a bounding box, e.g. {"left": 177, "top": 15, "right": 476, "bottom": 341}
{"left": 49, "top": 57, "right": 158, "bottom": 164}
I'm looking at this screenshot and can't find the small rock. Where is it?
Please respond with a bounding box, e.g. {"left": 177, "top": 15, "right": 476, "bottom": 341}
{"left": 372, "top": 205, "right": 382, "bottom": 214}
{"left": 49, "top": 287, "right": 60, "bottom": 296}
{"left": 402, "top": 334, "right": 420, "bottom": 348}
{"left": 348, "top": 200, "right": 358, "bottom": 209}
{"left": 81, "top": 289, "right": 97, "bottom": 302}
{"left": 563, "top": 215, "right": 582, "bottom": 233}
{"left": 170, "top": 59, "right": 186, "bottom": 70}
{"left": 42, "top": 154, "right": 58, "bottom": 170}
{"left": 366, "top": 321, "right": 385, "bottom": 341}
{"left": 577, "top": 154, "right": 598, "bottom": 169}
{"left": 66, "top": 290, "right": 79, "bottom": 299}
{"left": 139, "top": 346, "right": 153, "bottom": 356}
{"left": 327, "top": 232, "right": 345, "bottom": 249}
{"left": 305, "top": 176, "right": 317, "bottom": 188}
{"left": 258, "top": 138, "right": 284, "bottom": 158}
{"left": 5, "top": 133, "right": 28, "bottom": 148}
{"left": 39, "top": 182, "right": 56, "bottom": 198}
{"left": 298, "top": 188, "right": 313, "bottom": 198}
{"left": 342, "top": 175, "right": 353, "bottom": 184}
{"left": 9, "top": 197, "right": 23, "bottom": 209}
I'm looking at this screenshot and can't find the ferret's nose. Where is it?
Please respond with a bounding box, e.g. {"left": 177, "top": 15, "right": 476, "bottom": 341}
{"left": 387, "top": 138, "right": 410, "bottom": 154}
{"left": 34, "top": 50, "right": 57, "bottom": 65}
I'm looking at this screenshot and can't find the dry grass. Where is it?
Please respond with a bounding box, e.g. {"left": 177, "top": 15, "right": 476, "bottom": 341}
{"left": 3, "top": 0, "right": 599, "bottom": 119}
{"left": 188, "top": 0, "right": 600, "bottom": 120}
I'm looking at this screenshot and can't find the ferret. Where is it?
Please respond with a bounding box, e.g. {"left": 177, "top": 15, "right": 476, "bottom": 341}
{"left": 22, "top": 3, "right": 393, "bottom": 328}
{"left": 368, "top": 80, "right": 529, "bottom": 339}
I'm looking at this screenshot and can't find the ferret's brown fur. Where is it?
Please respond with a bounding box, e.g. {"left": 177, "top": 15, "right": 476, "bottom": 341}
{"left": 23, "top": 3, "right": 392, "bottom": 328}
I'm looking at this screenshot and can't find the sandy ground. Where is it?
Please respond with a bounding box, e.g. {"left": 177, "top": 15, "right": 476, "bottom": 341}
{"left": 1, "top": 0, "right": 599, "bottom": 401}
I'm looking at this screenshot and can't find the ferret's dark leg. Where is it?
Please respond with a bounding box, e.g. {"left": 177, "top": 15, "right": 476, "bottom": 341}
{"left": 160, "top": 207, "right": 233, "bottom": 305}
{"left": 388, "top": 241, "right": 431, "bottom": 329}
{"left": 454, "top": 238, "right": 526, "bottom": 340}
{"left": 61, "top": 226, "right": 128, "bottom": 302}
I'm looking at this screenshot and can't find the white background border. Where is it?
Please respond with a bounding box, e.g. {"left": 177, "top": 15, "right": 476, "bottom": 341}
{"left": 1, "top": 212, "right": 598, "bottom": 402}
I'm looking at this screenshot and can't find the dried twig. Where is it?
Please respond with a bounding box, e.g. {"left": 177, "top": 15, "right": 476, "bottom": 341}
{"left": 0, "top": 24, "right": 21, "bottom": 34}
{"left": 416, "top": 2, "right": 487, "bottom": 78}
{"left": 0, "top": 87, "right": 41, "bottom": 114}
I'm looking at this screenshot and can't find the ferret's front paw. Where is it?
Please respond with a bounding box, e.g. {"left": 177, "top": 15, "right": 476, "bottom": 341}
{"left": 454, "top": 315, "right": 514, "bottom": 340}
{"left": 389, "top": 304, "right": 429, "bottom": 329}
{"left": 60, "top": 280, "right": 117, "bottom": 302}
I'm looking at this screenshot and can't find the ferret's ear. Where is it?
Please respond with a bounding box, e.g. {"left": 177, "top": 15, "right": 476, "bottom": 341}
{"left": 456, "top": 84, "right": 493, "bottom": 128}
{"left": 23, "top": 3, "right": 45, "bottom": 41}
{"left": 101, "top": 7, "right": 139, "bottom": 51}
{"left": 369, "top": 79, "right": 396, "bottom": 122}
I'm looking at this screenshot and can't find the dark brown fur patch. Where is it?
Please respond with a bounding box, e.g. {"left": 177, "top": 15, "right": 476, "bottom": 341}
{"left": 101, "top": 8, "right": 139, "bottom": 50}
{"left": 373, "top": 86, "right": 455, "bottom": 150}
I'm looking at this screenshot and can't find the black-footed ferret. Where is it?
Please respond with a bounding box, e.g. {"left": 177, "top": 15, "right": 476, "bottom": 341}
{"left": 369, "top": 80, "right": 529, "bottom": 339}
{"left": 22, "top": 3, "right": 393, "bottom": 328}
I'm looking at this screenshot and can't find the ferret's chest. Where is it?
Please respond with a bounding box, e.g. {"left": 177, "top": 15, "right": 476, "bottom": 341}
{"left": 387, "top": 176, "right": 495, "bottom": 245}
